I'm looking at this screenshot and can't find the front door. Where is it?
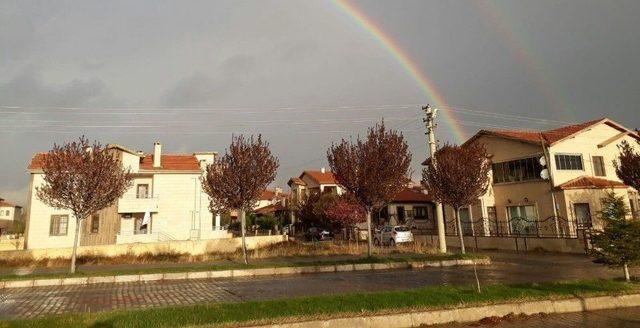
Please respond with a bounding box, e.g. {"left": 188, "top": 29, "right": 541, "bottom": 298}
{"left": 574, "top": 203, "right": 592, "bottom": 229}
{"left": 396, "top": 206, "right": 405, "bottom": 224}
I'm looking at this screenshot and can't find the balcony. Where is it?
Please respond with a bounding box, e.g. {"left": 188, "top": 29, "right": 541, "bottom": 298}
{"left": 117, "top": 195, "right": 159, "bottom": 213}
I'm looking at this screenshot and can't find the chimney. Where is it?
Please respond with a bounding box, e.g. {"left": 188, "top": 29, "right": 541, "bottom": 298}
{"left": 153, "top": 142, "right": 162, "bottom": 168}
{"left": 320, "top": 167, "right": 326, "bottom": 174}
{"left": 275, "top": 187, "right": 283, "bottom": 195}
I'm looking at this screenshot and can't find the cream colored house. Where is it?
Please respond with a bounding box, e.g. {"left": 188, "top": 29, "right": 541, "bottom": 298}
{"left": 24, "top": 142, "right": 231, "bottom": 250}
{"left": 443, "top": 118, "right": 640, "bottom": 237}
{"left": 0, "top": 198, "right": 23, "bottom": 235}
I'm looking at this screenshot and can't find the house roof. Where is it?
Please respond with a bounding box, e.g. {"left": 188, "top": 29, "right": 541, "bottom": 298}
{"left": 460, "top": 118, "right": 638, "bottom": 150}
{"left": 255, "top": 203, "right": 287, "bottom": 215}
{"left": 287, "top": 177, "right": 306, "bottom": 186}
{"left": 139, "top": 154, "right": 201, "bottom": 171}
{"left": 29, "top": 152, "right": 202, "bottom": 172}
{"left": 392, "top": 186, "right": 433, "bottom": 203}
{"left": 0, "top": 200, "right": 16, "bottom": 207}
{"left": 302, "top": 170, "right": 337, "bottom": 185}
{"left": 558, "top": 176, "right": 628, "bottom": 190}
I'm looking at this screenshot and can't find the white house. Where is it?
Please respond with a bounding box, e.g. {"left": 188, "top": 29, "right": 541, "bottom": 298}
{"left": 0, "top": 198, "right": 22, "bottom": 235}
{"left": 24, "top": 142, "right": 231, "bottom": 250}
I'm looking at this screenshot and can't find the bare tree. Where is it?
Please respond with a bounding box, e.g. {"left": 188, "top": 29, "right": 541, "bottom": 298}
{"left": 327, "top": 121, "right": 412, "bottom": 257}
{"left": 201, "top": 135, "right": 279, "bottom": 264}
{"left": 36, "top": 137, "right": 132, "bottom": 273}
{"left": 421, "top": 143, "right": 491, "bottom": 254}
{"left": 614, "top": 140, "right": 640, "bottom": 192}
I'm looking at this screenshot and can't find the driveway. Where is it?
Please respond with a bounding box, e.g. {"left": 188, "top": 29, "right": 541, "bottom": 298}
{"left": 0, "top": 251, "right": 636, "bottom": 319}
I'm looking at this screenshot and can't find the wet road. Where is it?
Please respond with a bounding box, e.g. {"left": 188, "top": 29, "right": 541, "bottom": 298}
{"left": 0, "top": 251, "right": 636, "bottom": 319}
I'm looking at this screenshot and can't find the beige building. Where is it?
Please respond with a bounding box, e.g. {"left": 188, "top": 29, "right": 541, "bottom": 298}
{"left": 443, "top": 118, "right": 640, "bottom": 237}
{"left": 24, "top": 142, "right": 231, "bottom": 250}
{"left": 0, "top": 198, "right": 23, "bottom": 235}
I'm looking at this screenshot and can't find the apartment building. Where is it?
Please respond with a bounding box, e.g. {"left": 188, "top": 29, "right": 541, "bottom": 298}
{"left": 24, "top": 142, "right": 230, "bottom": 250}
{"left": 444, "top": 118, "right": 640, "bottom": 236}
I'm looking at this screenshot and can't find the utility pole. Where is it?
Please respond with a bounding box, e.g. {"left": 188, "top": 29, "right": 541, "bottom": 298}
{"left": 423, "top": 105, "right": 447, "bottom": 253}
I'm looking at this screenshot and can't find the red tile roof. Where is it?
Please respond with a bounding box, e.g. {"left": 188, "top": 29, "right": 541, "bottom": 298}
{"left": 27, "top": 153, "right": 47, "bottom": 170}
{"left": 139, "top": 154, "right": 201, "bottom": 171}
{"left": 259, "top": 190, "right": 276, "bottom": 200}
{"left": 484, "top": 118, "right": 605, "bottom": 145}
{"left": 558, "top": 176, "right": 628, "bottom": 190}
{"left": 0, "top": 200, "right": 16, "bottom": 207}
{"left": 392, "top": 187, "right": 433, "bottom": 203}
{"left": 29, "top": 152, "right": 201, "bottom": 172}
{"left": 303, "top": 170, "right": 337, "bottom": 184}
{"left": 255, "top": 203, "right": 287, "bottom": 215}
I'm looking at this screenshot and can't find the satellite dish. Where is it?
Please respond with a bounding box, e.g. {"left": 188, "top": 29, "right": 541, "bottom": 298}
{"left": 539, "top": 156, "right": 547, "bottom": 167}
{"left": 540, "top": 169, "right": 550, "bottom": 180}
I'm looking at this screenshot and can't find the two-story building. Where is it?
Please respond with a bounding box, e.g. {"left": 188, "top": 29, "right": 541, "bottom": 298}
{"left": 442, "top": 118, "right": 640, "bottom": 237}
{"left": 24, "top": 142, "right": 231, "bottom": 250}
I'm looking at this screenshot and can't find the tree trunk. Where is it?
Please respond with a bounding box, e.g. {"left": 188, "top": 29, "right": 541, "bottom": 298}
{"left": 454, "top": 208, "right": 466, "bottom": 254}
{"left": 70, "top": 216, "right": 82, "bottom": 274}
{"left": 240, "top": 209, "right": 248, "bottom": 265}
{"left": 624, "top": 262, "right": 630, "bottom": 282}
{"left": 366, "top": 210, "right": 373, "bottom": 257}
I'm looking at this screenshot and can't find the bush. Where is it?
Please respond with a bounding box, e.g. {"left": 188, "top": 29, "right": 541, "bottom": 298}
{"left": 256, "top": 215, "right": 277, "bottom": 230}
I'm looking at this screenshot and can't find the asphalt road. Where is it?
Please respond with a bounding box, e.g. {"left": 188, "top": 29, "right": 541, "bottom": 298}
{"left": 0, "top": 251, "right": 636, "bottom": 319}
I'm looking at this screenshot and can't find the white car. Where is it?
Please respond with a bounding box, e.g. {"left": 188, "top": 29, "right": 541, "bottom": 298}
{"left": 374, "top": 225, "right": 413, "bottom": 246}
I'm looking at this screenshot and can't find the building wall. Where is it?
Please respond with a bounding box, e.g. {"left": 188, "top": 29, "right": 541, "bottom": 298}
{"left": 25, "top": 173, "right": 77, "bottom": 249}
{"left": 79, "top": 202, "right": 119, "bottom": 246}
{"left": 561, "top": 188, "right": 633, "bottom": 230}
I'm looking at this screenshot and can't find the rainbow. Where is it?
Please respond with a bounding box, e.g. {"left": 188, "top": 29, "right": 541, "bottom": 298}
{"left": 472, "top": 1, "right": 569, "bottom": 118}
{"left": 331, "top": 0, "right": 467, "bottom": 142}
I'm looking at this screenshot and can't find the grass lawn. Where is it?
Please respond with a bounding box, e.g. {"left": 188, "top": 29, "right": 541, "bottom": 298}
{"left": 0, "top": 252, "right": 483, "bottom": 282}
{"left": 1, "top": 279, "right": 637, "bottom": 328}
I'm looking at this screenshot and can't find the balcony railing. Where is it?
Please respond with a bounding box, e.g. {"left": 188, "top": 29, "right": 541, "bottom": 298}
{"left": 117, "top": 195, "right": 159, "bottom": 213}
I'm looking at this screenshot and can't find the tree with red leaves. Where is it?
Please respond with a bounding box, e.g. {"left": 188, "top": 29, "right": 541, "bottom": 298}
{"left": 36, "top": 137, "right": 132, "bottom": 273}
{"left": 201, "top": 135, "right": 279, "bottom": 264}
{"left": 324, "top": 194, "right": 366, "bottom": 233}
{"left": 421, "top": 143, "right": 491, "bottom": 254}
{"left": 327, "top": 121, "right": 412, "bottom": 256}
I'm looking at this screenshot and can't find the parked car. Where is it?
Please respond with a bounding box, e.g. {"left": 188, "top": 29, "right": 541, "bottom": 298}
{"left": 374, "top": 225, "right": 413, "bottom": 246}
{"left": 305, "top": 227, "right": 333, "bottom": 242}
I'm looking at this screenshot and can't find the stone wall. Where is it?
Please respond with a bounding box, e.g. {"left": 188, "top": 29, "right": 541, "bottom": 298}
{"left": 0, "top": 235, "right": 287, "bottom": 260}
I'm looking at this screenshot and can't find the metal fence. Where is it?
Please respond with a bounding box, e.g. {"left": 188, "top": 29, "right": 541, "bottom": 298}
{"left": 425, "top": 215, "right": 591, "bottom": 239}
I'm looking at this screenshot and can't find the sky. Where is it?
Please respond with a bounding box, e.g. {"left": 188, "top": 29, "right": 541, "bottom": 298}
{"left": 1, "top": 0, "right": 639, "bottom": 206}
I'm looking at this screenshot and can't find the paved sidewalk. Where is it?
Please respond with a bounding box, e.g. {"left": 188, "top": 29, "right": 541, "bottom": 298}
{"left": 438, "top": 306, "right": 640, "bottom": 327}
{"left": 0, "top": 251, "right": 637, "bottom": 319}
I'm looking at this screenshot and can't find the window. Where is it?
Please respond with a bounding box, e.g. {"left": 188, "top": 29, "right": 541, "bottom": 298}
{"left": 49, "top": 215, "right": 69, "bottom": 236}
{"left": 487, "top": 206, "right": 497, "bottom": 220}
{"left": 592, "top": 156, "right": 606, "bottom": 176}
{"left": 136, "top": 184, "right": 149, "bottom": 199}
{"left": 492, "top": 156, "right": 543, "bottom": 183}
{"left": 413, "top": 206, "right": 428, "bottom": 219}
{"left": 507, "top": 205, "right": 537, "bottom": 235}
{"left": 90, "top": 214, "right": 100, "bottom": 234}
{"left": 134, "top": 216, "right": 150, "bottom": 234}
{"left": 555, "top": 154, "right": 584, "bottom": 170}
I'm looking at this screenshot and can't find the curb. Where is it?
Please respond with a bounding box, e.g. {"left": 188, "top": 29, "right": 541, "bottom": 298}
{"left": 247, "top": 293, "right": 640, "bottom": 328}
{"left": 0, "top": 258, "right": 490, "bottom": 289}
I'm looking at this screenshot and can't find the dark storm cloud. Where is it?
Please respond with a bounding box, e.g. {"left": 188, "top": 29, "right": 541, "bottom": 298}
{"left": 1, "top": 0, "right": 639, "bottom": 205}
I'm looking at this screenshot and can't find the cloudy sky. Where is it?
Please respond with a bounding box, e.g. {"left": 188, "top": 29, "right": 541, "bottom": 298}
{"left": 1, "top": 0, "right": 639, "bottom": 205}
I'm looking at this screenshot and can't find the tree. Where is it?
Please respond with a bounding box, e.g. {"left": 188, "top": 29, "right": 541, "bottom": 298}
{"left": 36, "top": 137, "right": 132, "bottom": 273}
{"left": 201, "top": 135, "right": 278, "bottom": 264}
{"left": 590, "top": 192, "right": 640, "bottom": 281}
{"left": 614, "top": 140, "right": 640, "bottom": 192}
{"left": 324, "top": 194, "right": 366, "bottom": 238}
{"left": 421, "top": 143, "right": 491, "bottom": 254}
{"left": 327, "top": 121, "right": 412, "bottom": 256}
